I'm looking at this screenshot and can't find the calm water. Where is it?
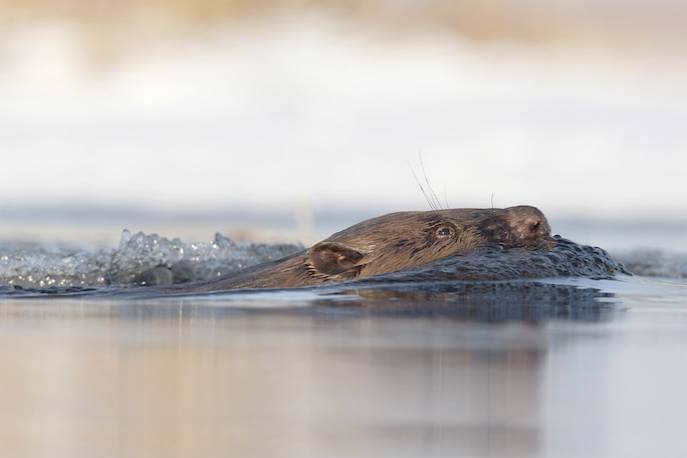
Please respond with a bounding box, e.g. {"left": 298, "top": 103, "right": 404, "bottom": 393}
{"left": 2, "top": 275, "right": 686, "bottom": 458}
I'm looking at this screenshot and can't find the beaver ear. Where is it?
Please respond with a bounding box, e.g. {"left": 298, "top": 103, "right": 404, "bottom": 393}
{"left": 308, "top": 242, "right": 364, "bottom": 276}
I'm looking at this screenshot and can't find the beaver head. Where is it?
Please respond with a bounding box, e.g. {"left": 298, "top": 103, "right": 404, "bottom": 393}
{"left": 182, "top": 205, "right": 555, "bottom": 291}
{"left": 305, "top": 205, "right": 553, "bottom": 281}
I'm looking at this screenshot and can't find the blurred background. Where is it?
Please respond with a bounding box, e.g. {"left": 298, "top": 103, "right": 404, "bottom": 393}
{"left": 1, "top": 0, "right": 685, "bottom": 251}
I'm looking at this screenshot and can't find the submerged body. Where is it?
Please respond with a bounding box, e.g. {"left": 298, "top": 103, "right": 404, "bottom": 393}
{"left": 183, "top": 205, "right": 554, "bottom": 291}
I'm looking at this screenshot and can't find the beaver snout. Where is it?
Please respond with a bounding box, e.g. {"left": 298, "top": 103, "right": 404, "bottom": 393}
{"left": 503, "top": 206, "right": 553, "bottom": 250}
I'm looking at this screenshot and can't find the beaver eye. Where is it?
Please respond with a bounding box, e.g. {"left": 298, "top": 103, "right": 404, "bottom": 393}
{"left": 435, "top": 225, "right": 455, "bottom": 239}
{"left": 529, "top": 221, "right": 541, "bottom": 234}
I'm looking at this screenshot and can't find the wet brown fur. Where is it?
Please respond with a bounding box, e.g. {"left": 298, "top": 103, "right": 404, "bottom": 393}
{"left": 186, "top": 205, "right": 553, "bottom": 291}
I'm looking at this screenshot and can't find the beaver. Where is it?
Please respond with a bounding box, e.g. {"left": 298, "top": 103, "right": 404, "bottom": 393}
{"left": 177, "top": 205, "right": 554, "bottom": 291}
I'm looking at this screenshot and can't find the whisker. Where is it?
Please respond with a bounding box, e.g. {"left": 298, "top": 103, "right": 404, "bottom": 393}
{"left": 409, "top": 162, "right": 437, "bottom": 210}
{"left": 419, "top": 153, "right": 443, "bottom": 210}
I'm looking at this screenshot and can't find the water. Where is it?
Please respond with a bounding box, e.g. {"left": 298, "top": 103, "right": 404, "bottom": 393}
{"left": 1, "top": 276, "right": 687, "bottom": 457}
{"left": 1, "top": 229, "right": 687, "bottom": 457}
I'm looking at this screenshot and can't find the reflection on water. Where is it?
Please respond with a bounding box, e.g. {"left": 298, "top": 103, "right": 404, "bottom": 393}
{"left": 309, "top": 281, "right": 617, "bottom": 323}
{"left": 0, "top": 302, "right": 551, "bottom": 458}
{"left": 1, "top": 276, "right": 687, "bottom": 457}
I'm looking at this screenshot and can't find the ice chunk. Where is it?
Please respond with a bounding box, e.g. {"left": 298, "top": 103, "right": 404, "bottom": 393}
{"left": 0, "top": 230, "right": 303, "bottom": 288}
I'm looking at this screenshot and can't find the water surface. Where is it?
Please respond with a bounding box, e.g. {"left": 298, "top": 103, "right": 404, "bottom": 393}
{"left": 1, "top": 274, "right": 686, "bottom": 458}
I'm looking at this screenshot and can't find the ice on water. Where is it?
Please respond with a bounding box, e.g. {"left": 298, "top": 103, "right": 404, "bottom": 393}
{"left": 0, "top": 230, "right": 303, "bottom": 289}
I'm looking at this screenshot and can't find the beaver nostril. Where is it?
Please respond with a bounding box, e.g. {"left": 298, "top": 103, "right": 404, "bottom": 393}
{"left": 529, "top": 221, "right": 541, "bottom": 234}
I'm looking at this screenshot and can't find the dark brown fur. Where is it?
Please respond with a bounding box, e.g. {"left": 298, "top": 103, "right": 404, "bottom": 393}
{"left": 186, "top": 205, "right": 553, "bottom": 291}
